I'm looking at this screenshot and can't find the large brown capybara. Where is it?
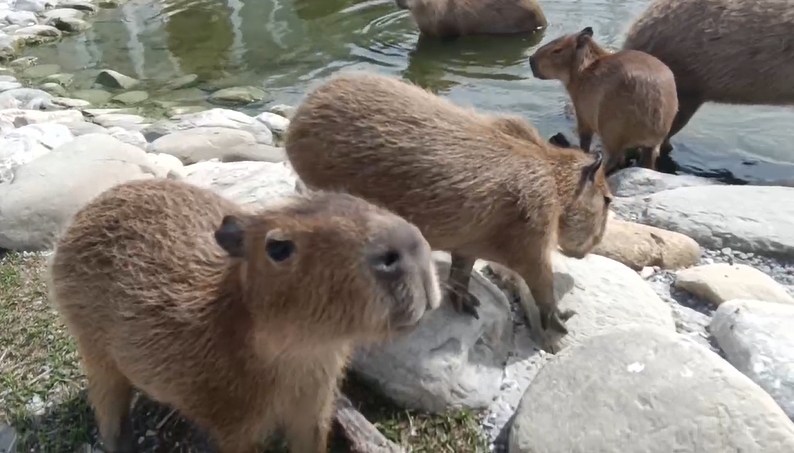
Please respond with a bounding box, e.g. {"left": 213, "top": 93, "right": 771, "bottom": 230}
{"left": 395, "top": 0, "right": 547, "bottom": 39}
{"left": 48, "top": 178, "right": 441, "bottom": 453}
{"left": 284, "top": 72, "right": 612, "bottom": 351}
{"left": 529, "top": 26, "right": 679, "bottom": 174}
{"left": 622, "top": 0, "right": 794, "bottom": 155}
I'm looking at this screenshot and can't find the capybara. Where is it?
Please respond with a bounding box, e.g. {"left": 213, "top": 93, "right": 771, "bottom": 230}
{"left": 284, "top": 72, "right": 612, "bottom": 351}
{"left": 622, "top": 0, "right": 794, "bottom": 155}
{"left": 529, "top": 26, "right": 678, "bottom": 174}
{"left": 395, "top": 0, "right": 547, "bottom": 39}
{"left": 48, "top": 178, "right": 441, "bottom": 453}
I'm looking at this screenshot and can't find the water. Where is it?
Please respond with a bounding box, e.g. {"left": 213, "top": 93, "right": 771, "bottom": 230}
{"left": 24, "top": 0, "right": 794, "bottom": 183}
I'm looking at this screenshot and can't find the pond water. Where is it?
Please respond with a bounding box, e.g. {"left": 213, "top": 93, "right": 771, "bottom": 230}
{"left": 24, "top": 0, "right": 794, "bottom": 183}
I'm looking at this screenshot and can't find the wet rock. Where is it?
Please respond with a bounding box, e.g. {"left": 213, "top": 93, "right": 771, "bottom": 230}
{"left": 0, "top": 134, "right": 156, "bottom": 251}
{"left": 268, "top": 104, "right": 295, "bottom": 119}
{"left": 13, "top": 0, "right": 54, "bottom": 13}
{"left": 162, "top": 73, "right": 198, "bottom": 90}
{"left": 89, "top": 112, "right": 148, "bottom": 130}
{"left": 51, "top": 96, "right": 90, "bottom": 108}
{"left": 42, "top": 8, "right": 85, "bottom": 22}
{"left": 111, "top": 90, "right": 148, "bottom": 105}
{"left": 508, "top": 326, "right": 794, "bottom": 453}
{"left": 39, "top": 82, "right": 67, "bottom": 96}
{"left": 45, "top": 73, "right": 74, "bottom": 87}
{"left": 142, "top": 108, "right": 273, "bottom": 145}
{"left": 0, "top": 34, "right": 24, "bottom": 61}
{"left": 165, "top": 105, "right": 204, "bottom": 116}
{"left": 0, "top": 88, "right": 52, "bottom": 109}
{"left": 710, "top": 299, "right": 794, "bottom": 419}
{"left": 150, "top": 127, "right": 284, "bottom": 165}
{"left": 612, "top": 185, "right": 794, "bottom": 258}
{"left": 49, "top": 16, "right": 91, "bottom": 33}
{"left": 98, "top": 0, "right": 127, "bottom": 7}
{"left": 8, "top": 56, "right": 37, "bottom": 69}
{"left": 106, "top": 126, "right": 147, "bottom": 149}
{"left": 156, "top": 87, "right": 205, "bottom": 103}
{"left": 593, "top": 218, "right": 701, "bottom": 271}
{"left": 0, "top": 123, "right": 73, "bottom": 183}
{"left": 675, "top": 263, "right": 794, "bottom": 307}
{"left": 3, "top": 10, "right": 37, "bottom": 26}
{"left": 207, "top": 85, "right": 266, "bottom": 106}
{"left": 352, "top": 251, "right": 513, "bottom": 413}
{"left": 58, "top": 0, "right": 99, "bottom": 13}
{"left": 14, "top": 25, "right": 62, "bottom": 45}
{"left": 70, "top": 88, "right": 111, "bottom": 104}
{"left": 608, "top": 167, "right": 718, "bottom": 198}
{"left": 255, "top": 111, "right": 289, "bottom": 136}
{"left": 183, "top": 160, "right": 298, "bottom": 209}
{"left": 95, "top": 69, "right": 139, "bottom": 89}
{"left": 22, "top": 63, "right": 60, "bottom": 79}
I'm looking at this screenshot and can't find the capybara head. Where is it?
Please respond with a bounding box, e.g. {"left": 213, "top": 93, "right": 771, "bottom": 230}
{"left": 214, "top": 192, "right": 442, "bottom": 343}
{"left": 553, "top": 149, "right": 612, "bottom": 258}
{"left": 529, "top": 26, "right": 596, "bottom": 83}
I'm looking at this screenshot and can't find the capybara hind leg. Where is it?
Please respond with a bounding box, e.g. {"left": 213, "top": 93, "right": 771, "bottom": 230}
{"left": 638, "top": 146, "right": 660, "bottom": 170}
{"left": 446, "top": 253, "right": 481, "bottom": 319}
{"left": 603, "top": 151, "right": 626, "bottom": 177}
{"left": 662, "top": 93, "right": 704, "bottom": 155}
{"left": 575, "top": 118, "right": 594, "bottom": 153}
{"left": 84, "top": 358, "right": 134, "bottom": 453}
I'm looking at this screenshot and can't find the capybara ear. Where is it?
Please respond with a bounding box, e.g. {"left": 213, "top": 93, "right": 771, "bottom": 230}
{"left": 549, "top": 132, "right": 572, "bottom": 148}
{"left": 576, "top": 27, "right": 594, "bottom": 48}
{"left": 215, "top": 215, "right": 246, "bottom": 258}
{"left": 264, "top": 229, "right": 296, "bottom": 264}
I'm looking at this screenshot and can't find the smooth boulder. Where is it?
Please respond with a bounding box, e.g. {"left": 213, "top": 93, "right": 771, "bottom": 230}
{"left": 149, "top": 127, "right": 285, "bottom": 164}
{"left": 675, "top": 263, "right": 794, "bottom": 307}
{"left": 593, "top": 218, "right": 701, "bottom": 270}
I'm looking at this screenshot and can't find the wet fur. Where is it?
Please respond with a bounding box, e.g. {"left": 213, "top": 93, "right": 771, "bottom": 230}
{"left": 47, "top": 178, "right": 441, "bottom": 453}
{"left": 529, "top": 27, "right": 678, "bottom": 174}
{"left": 396, "top": 0, "right": 547, "bottom": 38}
{"left": 284, "top": 72, "right": 612, "bottom": 350}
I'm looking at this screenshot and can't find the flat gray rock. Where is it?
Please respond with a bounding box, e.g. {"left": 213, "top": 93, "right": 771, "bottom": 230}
{"left": 182, "top": 160, "right": 298, "bottom": 210}
{"left": 711, "top": 299, "right": 794, "bottom": 419}
{"left": 149, "top": 126, "right": 284, "bottom": 164}
{"left": 608, "top": 167, "right": 718, "bottom": 198}
{"left": 509, "top": 326, "right": 794, "bottom": 453}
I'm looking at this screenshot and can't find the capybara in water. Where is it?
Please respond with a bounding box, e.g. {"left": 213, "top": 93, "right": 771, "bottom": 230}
{"left": 622, "top": 0, "right": 794, "bottom": 156}
{"left": 48, "top": 178, "right": 441, "bottom": 453}
{"left": 529, "top": 26, "right": 678, "bottom": 174}
{"left": 284, "top": 72, "right": 612, "bottom": 351}
{"left": 395, "top": 0, "right": 547, "bottom": 39}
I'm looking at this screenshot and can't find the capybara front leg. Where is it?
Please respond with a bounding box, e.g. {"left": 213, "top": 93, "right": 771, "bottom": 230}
{"left": 661, "top": 92, "right": 704, "bottom": 155}
{"left": 285, "top": 390, "right": 334, "bottom": 453}
{"left": 446, "top": 253, "right": 481, "bottom": 319}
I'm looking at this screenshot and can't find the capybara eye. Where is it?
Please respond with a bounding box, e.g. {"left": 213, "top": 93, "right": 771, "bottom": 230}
{"left": 265, "top": 239, "right": 296, "bottom": 262}
{"left": 552, "top": 48, "right": 563, "bottom": 55}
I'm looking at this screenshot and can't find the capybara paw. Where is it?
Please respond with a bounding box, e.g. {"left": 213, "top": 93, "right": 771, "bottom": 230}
{"left": 540, "top": 307, "right": 572, "bottom": 334}
{"left": 447, "top": 289, "right": 481, "bottom": 320}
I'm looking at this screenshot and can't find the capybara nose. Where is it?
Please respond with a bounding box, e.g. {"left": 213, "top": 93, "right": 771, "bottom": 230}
{"left": 367, "top": 221, "right": 424, "bottom": 280}
{"left": 529, "top": 56, "right": 539, "bottom": 76}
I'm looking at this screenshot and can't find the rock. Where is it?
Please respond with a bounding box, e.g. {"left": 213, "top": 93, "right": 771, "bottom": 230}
{"left": 182, "top": 160, "right": 298, "bottom": 210}
{"left": 3, "top": 11, "right": 37, "bottom": 26}
{"left": 145, "top": 152, "right": 184, "bottom": 179}
{"left": 72, "top": 89, "right": 113, "bottom": 105}
{"left": 608, "top": 167, "right": 718, "bottom": 198}
{"left": 0, "top": 88, "right": 52, "bottom": 109}
{"left": 42, "top": 8, "right": 85, "bottom": 22}
{"left": 149, "top": 127, "right": 285, "bottom": 165}
{"left": 0, "top": 80, "right": 21, "bottom": 91}
{"left": 593, "top": 218, "right": 701, "bottom": 271}
{"left": 0, "top": 422, "right": 17, "bottom": 453}
{"left": 142, "top": 108, "right": 273, "bottom": 145}
{"left": 49, "top": 16, "right": 91, "bottom": 33}
{"left": 255, "top": 111, "right": 289, "bottom": 136}
{"left": 207, "top": 85, "right": 266, "bottom": 106}
{"left": 612, "top": 185, "right": 794, "bottom": 258}
{"left": 95, "top": 69, "right": 139, "bottom": 89}
{"left": 13, "top": 0, "right": 53, "bottom": 13}
{"left": 0, "top": 108, "right": 84, "bottom": 125}
{"left": 45, "top": 73, "right": 74, "bottom": 87}
{"left": 8, "top": 56, "right": 37, "bottom": 69}
{"left": 22, "top": 63, "right": 60, "bottom": 79}
{"left": 13, "top": 25, "right": 62, "bottom": 45}
{"left": 155, "top": 87, "right": 205, "bottom": 103}
{"left": 268, "top": 104, "right": 295, "bottom": 119}
{"left": 39, "top": 82, "right": 67, "bottom": 96}
{"left": 675, "top": 263, "right": 794, "bottom": 307}
{"left": 710, "top": 299, "right": 794, "bottom": 419}
{"left": 60, "top": 120, "right": 107, "bottom": 136}
{"left": 0, "top": 123, "right": 73, "bottom": 182}
{"left": 106, "top": 126, "right": 147, "bottom": 149}
{"left": 509, "top": 326, "right": 794, "bottom": 453}
{"left": 165, "top": 105, "right": 204, "bottom": 117}
{"left": 162, "top": 73, "right": 198, "bottom": 90}
{"left": 352, "top": 251, "right": 513, "bottom": 412}
{"left": 58, "top": 0, "right": 99, "bottom": 13}
{"left": 98, "top": 0, "right": 127, "bottom": 7}
{"left": 111, "top": 90, "right": 148, "bottom": 105}
{"left": 0, "top": 34, "right": 24, "bottom": 62}
{"left": 89, "top": 113, "right": 147, "bottom": 130}
{"left": 51, "top": 96, "right": 90, "bottom": 108}
{"left": 0, "top": 134, "right": 156, "bottom": 251}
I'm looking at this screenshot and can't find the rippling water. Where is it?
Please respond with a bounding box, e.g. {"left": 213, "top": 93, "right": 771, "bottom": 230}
{"left": 24, "top": 0, "right": 794, "bottom": 182}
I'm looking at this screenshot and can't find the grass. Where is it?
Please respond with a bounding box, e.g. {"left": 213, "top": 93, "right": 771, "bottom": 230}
{"left": 0, "top": 252, "right": 489, "bottom": 453}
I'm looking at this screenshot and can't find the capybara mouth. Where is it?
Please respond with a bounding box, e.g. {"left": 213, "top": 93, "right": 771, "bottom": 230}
{"left": 528, "top": 57, "right": 548, "bottom": 80}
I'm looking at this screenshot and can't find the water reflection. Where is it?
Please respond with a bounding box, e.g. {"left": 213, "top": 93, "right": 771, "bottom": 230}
{"left": 21, "top": 0, "right": 794, "bottom": 182}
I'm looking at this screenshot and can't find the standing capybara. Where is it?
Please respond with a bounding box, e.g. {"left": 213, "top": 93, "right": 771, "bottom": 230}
{"left": 395, "top": 0, "right": 547, "bottom": 39}
{"left": 284, "top": 72, "right": 612, "bottom": 351}
{"left": 48, "top": 178, "right": 441, "bottom": 453}
{"left": 529, "top": 27, "right": 678, "bottom": 174}
{"left": 622, "top": 0, "right": 794, "bottom": 155}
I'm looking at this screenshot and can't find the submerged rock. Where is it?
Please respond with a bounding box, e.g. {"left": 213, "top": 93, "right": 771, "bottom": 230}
{"left": 208, "top": 85, "right": 266, "bottom": 106}
{"left": 95, "top": 69, "right": 139, "bottom": 89}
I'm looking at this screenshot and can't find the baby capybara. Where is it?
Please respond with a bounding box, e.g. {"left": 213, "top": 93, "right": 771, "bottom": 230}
{"left": 48, "top": 178, "right": 441, "bottom": 453}
{"left": 622, "top": 0, "right": 794, "bottom": 155}
{"left": 284, "top": 72, "right": 612, "bottom": 351}
{"left": 395, "top": 0, "right": 547, "bottom": 39}
{"left": 529, "top": 26, "right": 678, "bottom": 174}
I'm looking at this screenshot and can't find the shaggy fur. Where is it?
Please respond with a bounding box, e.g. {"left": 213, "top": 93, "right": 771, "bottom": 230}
{"left": 284, "top": 72, "right": 612, "bottom": 351}
{"left": 48, "top": 178, "right": 441, "bottom": 453}
{"left": 622, "top": 0, "right": 794, "bottom": 154}
{"left": 529, "top": 27, "right": 678, "bottom": 174}
{"left": 395, "top": 0, "right": 547, "bottom": 38}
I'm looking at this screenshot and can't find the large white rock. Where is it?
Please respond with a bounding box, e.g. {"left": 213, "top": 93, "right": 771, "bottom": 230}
{"left": 612, "top": 185, "right": 794, "bottom": 258}
{"left": 351, "top": 252, "right": 513, "bottom": 413}
{"left": 711, "top": 299, "right": 794, "bottom": 419}
{"left": 608, "top": 167, "right": 719, "bottom": 198}
{"left": 142, "top": 108, "right": 273, "bottom": 145}
{"left": 509, "top": 326, "right": 794, "bottom": 453}
{"left": 149, "top": 127, "right": 285, "bottom": 164}
{"left": 675, "top": 263, "right": 794, "bottom": 307}
{"left": 0, "top": 134, "right": 156, "bottom": 251}
{"left": 182, "top": 160, "right": 298, "bottom": 210}
{"left": 0, "top": 122, "right": 73, "bottom": 183}
{"left": 0, "top": 108, "right": 84, "bottom": 126}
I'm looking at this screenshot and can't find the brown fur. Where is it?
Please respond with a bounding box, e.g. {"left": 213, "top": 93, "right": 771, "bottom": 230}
{"left": 529, "top": 27, "right": 678, "bottom": 174}
{"left": 47, "top": 178, "right": 441, "bottom": 453}
{"left": 622, "top": 0, "right": 794, "bottom": 155}
{"left": 284, "top": 72, "right": 612, "bottom": 350}
{"left": 395, "top": 0, "right": 547, "bottom": 39}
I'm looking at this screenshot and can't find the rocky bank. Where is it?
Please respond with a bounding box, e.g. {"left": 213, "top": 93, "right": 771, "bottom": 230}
{"left": 1, "top": 0, "right": 794, "bottom": 452}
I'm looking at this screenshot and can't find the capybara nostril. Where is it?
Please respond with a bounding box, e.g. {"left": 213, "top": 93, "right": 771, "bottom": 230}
{"left": 370, "top": 250, "right": 403, "bottom": 277}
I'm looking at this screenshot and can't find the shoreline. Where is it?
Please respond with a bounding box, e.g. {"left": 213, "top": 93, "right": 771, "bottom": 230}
{"left": 2, "top": 1, "right": 794, "bottom": 452}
